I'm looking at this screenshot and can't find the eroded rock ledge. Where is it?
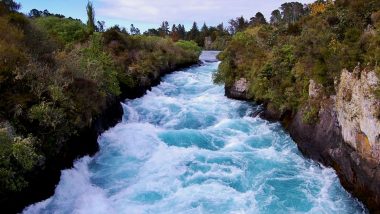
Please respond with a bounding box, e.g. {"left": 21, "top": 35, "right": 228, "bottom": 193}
{"left": 225, "top": 78, "right": 249, "bottom": 100}
{"left": 226, "top": 68, "right": 380, "bottom": 213}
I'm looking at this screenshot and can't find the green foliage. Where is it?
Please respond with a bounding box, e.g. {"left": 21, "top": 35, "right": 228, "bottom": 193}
{"left": 0, "top": 124, "right": 39, "bottom": 194}
{"left": 0, "top": 16, "right": 26, "bottom": 84}
{"left": 175, "top": 40, "right": 202, "bottom": 55}
{"left": 215, "top": 0, "right": 380, "bottom": 116}
{"left": 86, "top": 1, "right": 95, "bottom": 34}
{"left": 208, "top": 36, "right": 231, "bottom": 50}
{"left": 12, "top": 137, "right": 39, "bottom": 171}
{"left": 33, "top": 16, "right": 87, "bottom": 45}
{"left": 28, "top": 102, "right": 65, "bottom": 130}
{"left": 375, "top": 67, "right": 380, "bottom": 100}
{"left": 0, "top": 0, "right": 20, "bottom": 14}
{"left": 302, "top": 105, "right": 320, "bottom": 124}
{"left": 80, "top": 34, "right": 121, "bottom": 96}
{"left": 0, "top": 3, "right": 202, "bottom": 199}
{"left": 102, "top": 29, "right": 201, "bottom": 91}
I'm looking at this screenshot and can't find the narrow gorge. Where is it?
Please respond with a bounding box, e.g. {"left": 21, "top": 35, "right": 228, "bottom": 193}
{"left": 23, "top": 52, "right": 367, "bottom": 214}
{"left": 1, "top": 0, "right": 380, "bottom": 213}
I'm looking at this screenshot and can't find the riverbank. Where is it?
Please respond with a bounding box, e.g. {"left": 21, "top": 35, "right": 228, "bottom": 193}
{"left": 213, "top": 1, "right": 380, "bottom": 212}
{"left": 0, "top": 4, "right": 204, "bottom": 211}
{"left": 4, "top": 59, "right": 200, "bottom": 214}
{"left": 225, "top": 76, "right": 379, "bottom": 213}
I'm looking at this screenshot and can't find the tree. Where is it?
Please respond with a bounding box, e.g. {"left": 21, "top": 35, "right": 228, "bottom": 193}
{"left": 121, "top": 27, "right": 127, "bottom": 34}
{"left": 96, "top": 21, "right": 105, "bottom": 32}
{"left": 109, "top": 25, "right": 121, "bottom": 32}
{"left": 86, "top": 1, "right": 96, "bottom": 34}
{"left": 42, "top": 9, "right": 50, "bottom": 16}
{"left": 130, "top": 24, "right": 141, "bottom": 35}
{"left": 144, "top": 28, "right": 160, "bottom": 36}
{"left": 177, "top": 24, "right": 186, "bottom": 40}
{"left": 201, "top": 23, "right": 209, "bottom": 36}
{"left": 28, "top": 9, "right": 64, "bottom": 18}
{"left": 187, "top": 22, "right": 200, "bottom": 41}
{"left": 158, "top": 21, "right": 170, "bottom": 37}
{"left": 280, "top": 2, "right": 306, "bottom": 25}
{"left": 170, "top": 24, "right": 180, "bottom": 42}
{"left": 0, "top": 0, "right": 20, "bottom": 13}
{"left": 310, "top": 1, "right": 328, "bottom": 16}
{"left": 29, "top": 9, "right": 42, "bottom": 18}
{"left": 270, "top": 9, "right": 282, "bottom": 25}
{"left": 228, "top": 16, "right": 248, "bottom": 34}
{"left": 250, "top": 12, "right": 267, "bottom": 26}
{"left": 217, "top": 23, "right": 225, "bottom": 32}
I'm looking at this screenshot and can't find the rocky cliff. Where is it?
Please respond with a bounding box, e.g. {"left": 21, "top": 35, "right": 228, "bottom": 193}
{"left": 336, "top": 68, "right": 380, "bottom": 161}
{"left": 226, "top": 68, "right": 380, "bottom": 213}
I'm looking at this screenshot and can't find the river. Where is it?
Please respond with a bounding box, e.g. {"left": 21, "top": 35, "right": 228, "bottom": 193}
{"left": 23, "top": 51, "right": 366, "bottom": 214}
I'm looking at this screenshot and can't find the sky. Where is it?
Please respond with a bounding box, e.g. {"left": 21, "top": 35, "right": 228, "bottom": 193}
{"left": 17, "top": 0, "right": 315, "bottom": 31}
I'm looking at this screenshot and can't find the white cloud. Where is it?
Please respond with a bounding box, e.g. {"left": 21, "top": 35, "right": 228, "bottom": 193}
{"left": 96, "top": 0, "right": 315, "bottom": 26}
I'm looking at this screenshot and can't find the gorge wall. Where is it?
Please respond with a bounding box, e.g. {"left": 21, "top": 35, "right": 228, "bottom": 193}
{"left": 226, "top": 68, "right": 380, "bottom": 213}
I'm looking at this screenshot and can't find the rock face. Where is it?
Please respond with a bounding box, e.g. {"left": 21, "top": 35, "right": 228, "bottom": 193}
{"left": 309, "top": 79, "right": 323, "bottom": 99}
{"left": 290, "top": 68, "right": 380, "bottom": 213}
{"left": 288, "top": 97, "right": 380, "bottom": 213}
{"left": 336, "top": 68, "right": 380, "bottom": 160}
{"left": 225, "top": 78, "right": 249, "bottom": 100}
{"left": 204, "top": 36, "right": 213, "bottom": 50}
{"left": 226, "top": 68, "right": 380, "bottom": 212}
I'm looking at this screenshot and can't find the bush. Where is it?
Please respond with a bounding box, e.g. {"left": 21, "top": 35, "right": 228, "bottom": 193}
{"left": 0, "top": 16, "right": 26, "bottom": 84}
{"left": 28, "top": 102, "right": 65, "bottom": 130}
{"left": 175, "top": 40, "right": 202, "bottom": 55}
{"left": 0, "top": 124, "right": 40, "bottom": 194}
{"left": 33, "top": 16, "right": 87, "bottom": 46}
{"left": 80, "top": 34, "right": 121, "bottom": 96}
{"left": 302, "top": 105, "right": 320, "bottom": 124}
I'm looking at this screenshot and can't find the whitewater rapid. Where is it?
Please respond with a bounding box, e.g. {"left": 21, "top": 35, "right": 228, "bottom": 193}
{"left": 24, "top": 51, "right": 367, "bottom": 214}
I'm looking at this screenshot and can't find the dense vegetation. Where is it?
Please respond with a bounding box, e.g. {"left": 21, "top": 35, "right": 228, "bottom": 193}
{"left": 214, "top": 0, "right": 380, "bottom": 123}
{"left": 0, "top": 0, "right": 201, "bottom": 203}
{"left": 144, "top": 21, "right": 231, "bottom": 49}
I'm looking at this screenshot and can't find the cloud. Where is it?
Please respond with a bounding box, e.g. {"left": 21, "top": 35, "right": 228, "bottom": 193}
{"left": 96, "top": 0, "right": 315, "bottom": 25}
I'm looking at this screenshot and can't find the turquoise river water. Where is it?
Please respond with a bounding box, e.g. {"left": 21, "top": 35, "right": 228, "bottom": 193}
{"left": 23, "top": 51, "right": 367, "bottom": 214}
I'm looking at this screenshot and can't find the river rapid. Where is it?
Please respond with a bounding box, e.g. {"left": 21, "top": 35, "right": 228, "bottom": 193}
{"left": 23, "top": 51, "right": 366, "bottom": 214}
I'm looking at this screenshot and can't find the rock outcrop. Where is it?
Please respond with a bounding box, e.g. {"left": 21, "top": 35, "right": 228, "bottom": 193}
{"left": 225, "top": 68, "right": 380, "bottom": 212}
{"left": 291, "top": 68, "right": 380, "bottom": 213}
{"left": 336, "top": 68, "right": 380, "bottom": 160}
{"left": 308, "top": 79, "right": 324, "bottom": 99}
{"left": 225, "top": 78, "right": 249, "bottom": 100}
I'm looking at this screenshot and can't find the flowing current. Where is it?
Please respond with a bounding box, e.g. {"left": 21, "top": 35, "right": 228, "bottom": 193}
{"left": 24, "top": 51, "right": 366, "bottom": 214}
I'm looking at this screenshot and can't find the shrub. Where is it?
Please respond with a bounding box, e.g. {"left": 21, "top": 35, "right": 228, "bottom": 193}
{"left": 175, "top": 40, "right": 202, "bottom": 55}
{"left": 80, "top": 34, "right": 121, "bottom": 96}
{"left": 12, "top": 136, "right": 39, "bottom": 171}
{"left": 33, "top": 16, "right": 87, "bottom": 45}
{"left": 0, "top": 123, "right": 40, "bottom": 194}
{"left": 302, "top": 105, "right": 320, "bottom": 125}
{"left": 28, "top": 102, "right": 65, "bottom": 130}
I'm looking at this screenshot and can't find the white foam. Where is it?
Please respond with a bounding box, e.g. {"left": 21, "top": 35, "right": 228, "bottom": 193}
{"left": 23, "top": 52, "right": 366, "bottom": 214}
{"left": 23, "top": 157, "right": 115, "bottom": 214}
